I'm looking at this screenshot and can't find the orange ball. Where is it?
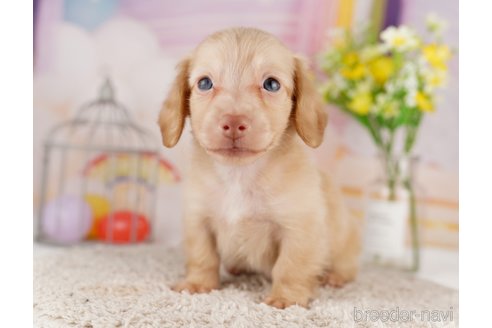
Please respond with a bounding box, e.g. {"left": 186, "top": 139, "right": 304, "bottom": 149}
{"left": 96, "top": 211, "right": 150, "bottom": 243}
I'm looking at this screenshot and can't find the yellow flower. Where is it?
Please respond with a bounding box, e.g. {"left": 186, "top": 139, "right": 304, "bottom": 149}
{"left": 415, "top": 91, "right": 434, "bottom": 112}
{"left": 343, "top": 52, "right": 359, "bottom": 66}
{"left": 341, "top": 64, "right": 366, "bottom": 80}
{"left": 422, "top": 44, "right": 451, "bottom": 70}
{"left": 340, "top": 52, "right": 367, "bottom": 80}
{"left": 348, "top": 92, "right": 372, "bottom": 115}
{"left": 369, "top": 57, "right": 395, "bottom": 84}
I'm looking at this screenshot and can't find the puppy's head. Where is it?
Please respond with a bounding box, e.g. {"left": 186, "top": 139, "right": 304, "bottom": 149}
{"left": 159, "top": 28, "right": 327, "bottom": 165}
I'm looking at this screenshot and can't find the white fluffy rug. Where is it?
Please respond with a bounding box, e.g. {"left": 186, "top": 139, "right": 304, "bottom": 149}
{"left": 34, "top": 244, "right": 458, "bottom": 327}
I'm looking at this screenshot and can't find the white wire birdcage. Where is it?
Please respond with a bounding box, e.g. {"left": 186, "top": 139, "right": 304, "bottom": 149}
{"left": 36, "top": 79, "right": 160, "bottom": 245}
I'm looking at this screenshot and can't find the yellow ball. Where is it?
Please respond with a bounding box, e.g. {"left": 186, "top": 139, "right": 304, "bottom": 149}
{"left": 84, "top": 194, "right": 111, "bottom": 239}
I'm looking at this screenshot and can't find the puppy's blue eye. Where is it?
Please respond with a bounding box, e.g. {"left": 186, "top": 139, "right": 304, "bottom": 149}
{"left": 197, "top": 77, "right": 213, "bottom": 91}
{"left": 263, "top": 78, "right": 281, "bottom": 92}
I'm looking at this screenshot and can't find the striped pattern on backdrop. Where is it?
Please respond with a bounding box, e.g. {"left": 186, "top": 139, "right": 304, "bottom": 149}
{"left": 119, "top": 0, "right": 337, "bottom": 57}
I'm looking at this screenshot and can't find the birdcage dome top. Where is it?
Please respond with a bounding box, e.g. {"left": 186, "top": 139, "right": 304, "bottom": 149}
{"left": 45, "top": 80, "right": 158, "bottom": 153}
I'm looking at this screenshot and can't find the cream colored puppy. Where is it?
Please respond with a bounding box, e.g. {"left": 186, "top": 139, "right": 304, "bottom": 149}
{"left": 158, "top": 27, "right": 360, "bottom": 309}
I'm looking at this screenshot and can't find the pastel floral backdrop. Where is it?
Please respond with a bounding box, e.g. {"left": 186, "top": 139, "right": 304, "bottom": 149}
{"left": 34, "top": 0, "right": 458, "bottom": 249}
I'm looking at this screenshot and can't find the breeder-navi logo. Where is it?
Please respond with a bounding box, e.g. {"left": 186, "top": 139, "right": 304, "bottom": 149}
{"left": 353, "top": 306, "right": 455, "bottom": 323}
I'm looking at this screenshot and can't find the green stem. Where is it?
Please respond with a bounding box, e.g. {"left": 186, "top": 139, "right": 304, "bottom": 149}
{"left": 366, "top": 114, "right": 383, "bottom": 148}
{"left": 404, "top": 125, "right": 418, "bottom": 154}
{"left": 407, "top": 178, "right": 420, "bottom": 272}
{"left": 383, "top": 128, "right": 397, "bottom": 201}
{"left": 367, "top": 114, "right": 397, "bottom": 200}
{"left": 404, "top": 111, "right": 422, "bottom": 155}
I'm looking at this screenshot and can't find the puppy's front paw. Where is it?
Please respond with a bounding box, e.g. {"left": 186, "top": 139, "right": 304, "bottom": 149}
{"left": 171, "top": 280, "right": 218, "bottom": 294}
{"left": 263, "top": 295, "right": 308, "bottom": 309}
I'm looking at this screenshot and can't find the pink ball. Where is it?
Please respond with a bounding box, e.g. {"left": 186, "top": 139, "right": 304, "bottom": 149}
{"left": 42, "top": 195, "right": 92, "bottom": 244}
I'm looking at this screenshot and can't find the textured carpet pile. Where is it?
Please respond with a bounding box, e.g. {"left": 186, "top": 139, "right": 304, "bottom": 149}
{"left": 34, "top": 244, "right": 458, "bottom": 327}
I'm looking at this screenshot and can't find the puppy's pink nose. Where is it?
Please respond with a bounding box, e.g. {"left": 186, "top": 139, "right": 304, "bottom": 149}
{"left": 220, "top": 115, "right": 249, "bottom": 139}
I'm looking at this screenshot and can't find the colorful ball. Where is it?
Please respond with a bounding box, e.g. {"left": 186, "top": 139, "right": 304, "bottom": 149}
{"left": 84, "top": 194, "right": 111, "bottom": 238}
{"left": 42, "top": 195, "right": 92, "bottom": 244}
{"left": 97, "top": 211, "right": 150, "bottom": 243}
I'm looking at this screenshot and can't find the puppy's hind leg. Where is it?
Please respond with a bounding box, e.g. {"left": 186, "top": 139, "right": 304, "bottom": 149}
{"left": 264, "top": 217, "right": 327, "bottom": 309}
{"left": 321, "top": 258, "right": 358, "bottom": 288}
{"left": 321, "top": 225, "right": 361, "bottom": 288}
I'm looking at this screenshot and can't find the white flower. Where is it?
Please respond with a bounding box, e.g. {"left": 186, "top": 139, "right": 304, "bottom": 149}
{"left": 333, "top": 73, "right": 348, "bottom": 88}
{"left": 426, "top": 13, "right": 448, "bottom": 36}
{"left": 374, "top": 93, "right": 389, "bottom": 109}
{"left": 384, "top": 81, "right": 397, "bottom": 94}
{"left": 405, "top": 90, "right": 417, "bottom": 107}
{"left": 321, "top": 51, "right": 342, "bottom": 71}
{"left": 400, "top": 63, "right": 419, "bottom": 90}
{"left": 401, "top": 62, "right": 418, "bottom": 75}
{"left": 322, "top": 74, "right": 348, "bottom": 99}
{"left": 424, "top": 69, "right": 447, "bottom": 89}
{"left": 401, "top": 78, "right": 418, "bottom": 107}
{"left": 372, "top": 92, "right": 399, "bottom": 117}
{"left": 347, "top": 78, "right": 372, "bottom": 98}
{"left": 382, "top": 62, "right": 419, "bottom": 108}
{"left": 381, "top": 26, "right": 419, "bottom": 52}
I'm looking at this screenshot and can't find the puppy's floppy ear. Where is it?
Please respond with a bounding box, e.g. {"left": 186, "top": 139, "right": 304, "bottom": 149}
{"left": 292, "top": 56, "right": 328, "bottom": 148}
{"left": 158, "top": 58, "right": 191, "bottom": 148}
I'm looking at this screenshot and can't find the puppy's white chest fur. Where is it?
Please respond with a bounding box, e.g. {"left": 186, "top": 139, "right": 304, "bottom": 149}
{"left": 213, "top": 162, "right": 266, "bottom": 223}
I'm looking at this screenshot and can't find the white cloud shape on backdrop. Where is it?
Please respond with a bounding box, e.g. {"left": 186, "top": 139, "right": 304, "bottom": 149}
{"left": 95, "top": 18, "right": 162, "bottom": 77}
{"left": 34, "top": 23, "right": 100, "bottom": 109}
{"left": 35, "top": 17, "right": 177, "bottom": 120}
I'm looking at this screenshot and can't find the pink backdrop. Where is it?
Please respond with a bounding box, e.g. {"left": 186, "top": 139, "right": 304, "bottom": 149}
{"left": 34, "top": 0, "right": 458, "bottom": 249}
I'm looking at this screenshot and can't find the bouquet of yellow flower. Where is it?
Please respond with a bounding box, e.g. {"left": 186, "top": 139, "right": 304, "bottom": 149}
{"left": 320, "top": 16, "right": 453, "bottom": 271}
{"left": 320, "top": 16, "right": 452, "bottom": 203}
